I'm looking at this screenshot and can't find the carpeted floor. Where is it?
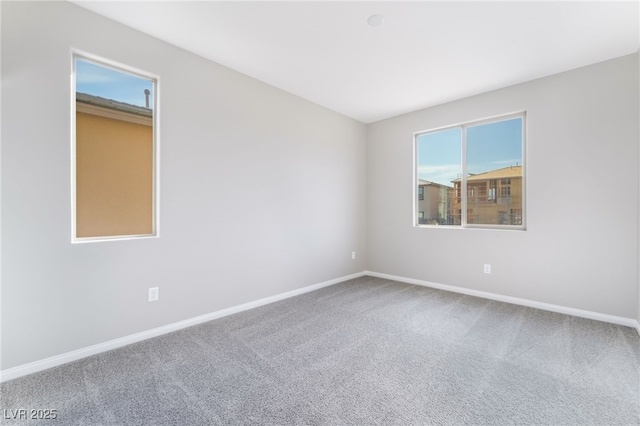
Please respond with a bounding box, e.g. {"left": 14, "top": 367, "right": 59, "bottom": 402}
{"left": 2, "top": 276, "right": 639, "bottom": 425}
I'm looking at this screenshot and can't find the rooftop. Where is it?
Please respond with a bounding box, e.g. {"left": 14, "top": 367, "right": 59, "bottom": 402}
{"left": 76, "top": 92, "right": 152, "bottom": 118}
{"left": 418, "top": 179, "right": 452, "bottom": 189}
{"left": 453, "top": 165, "right": 522, "bottom": 183}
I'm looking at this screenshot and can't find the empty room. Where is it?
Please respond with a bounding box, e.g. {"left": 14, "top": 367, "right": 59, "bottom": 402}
{"left": 1, "top": 1, "right": 639, "bottom": 424}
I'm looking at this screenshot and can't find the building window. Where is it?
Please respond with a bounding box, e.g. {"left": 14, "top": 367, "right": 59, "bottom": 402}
{"left": 418, "top": 186, "right": 424, "bottom": 200}
{"left": 510, "top": 209, "right": 522, "bottom": 224}
{"left": 488, "top": 179, "right": 497, "bottom": 202}
{"left": 488, "top": 187, "right": 496, "bottom": 201}
{"left": 72, "top": 53, "right": 159, "bottom": 242}
{"left": 414, "top": 113, "right": 525, "bottom": 229}
{"left": 498, "top": 211, "right": 507, "bottom": 224}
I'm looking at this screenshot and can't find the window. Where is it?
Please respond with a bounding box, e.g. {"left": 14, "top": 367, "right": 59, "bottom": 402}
{"left": 498, "top": 211, "right": 507, "bottom": 224}
{"left": 488, "top": 179, "right": 497, "bottom": 201}
{"left": 488, "top": 187, "right": 496, "bottom": 201}
{"left": 418, "top": 186, "right": 424, "bottom": 200}
{"left": 72, "top": 53, "right": 159, "bottom": 241}
{"left": 510, "top": 209, "right": 522, "bottom": 224}
{"left": 415, "top": 113, "right": 525, "bottom": 229}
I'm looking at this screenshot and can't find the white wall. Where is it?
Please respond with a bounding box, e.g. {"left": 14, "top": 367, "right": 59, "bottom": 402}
{"left": 1, "top": 2, "right": 367, "bottom": 370}
{"left": 367, "top": 53, "right": 640, "bottom": 320}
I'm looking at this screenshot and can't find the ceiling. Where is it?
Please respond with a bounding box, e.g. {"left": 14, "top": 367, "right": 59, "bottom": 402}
{"left": 71, "top": 1, "right": 639, "bottom": 124}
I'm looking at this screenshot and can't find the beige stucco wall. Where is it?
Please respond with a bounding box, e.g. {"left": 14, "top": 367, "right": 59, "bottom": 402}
{"left": 76, "top": 110, "right": 153, "bottom": 238}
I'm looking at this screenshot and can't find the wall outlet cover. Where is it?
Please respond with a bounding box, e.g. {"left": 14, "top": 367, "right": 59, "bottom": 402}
{"left": 148, "top": 287, "right": 159, "bottom": 302}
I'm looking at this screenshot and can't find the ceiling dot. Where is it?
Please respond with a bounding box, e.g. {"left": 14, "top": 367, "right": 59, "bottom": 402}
{"left": 367, "top": 14, "right": 384, "bottom": 27}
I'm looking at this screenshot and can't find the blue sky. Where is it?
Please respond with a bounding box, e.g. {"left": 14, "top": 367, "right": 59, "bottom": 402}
{"left": 76, "top": 59, "right": 154, "bottom": 108}
{"left": 417, "top": 117, "right": 522, "bottom": 186}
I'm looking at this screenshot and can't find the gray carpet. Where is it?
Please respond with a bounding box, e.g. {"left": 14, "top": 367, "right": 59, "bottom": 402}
{"left": 2, "top": 276, "right": 639, "bottom": 425}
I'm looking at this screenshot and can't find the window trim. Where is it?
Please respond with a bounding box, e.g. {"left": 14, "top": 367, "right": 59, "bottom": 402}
{"left": 413, "top": 111, "right": 526, "bottom": 231}
{"left": 71, "top": 49, "right": 161, "bottom": 243}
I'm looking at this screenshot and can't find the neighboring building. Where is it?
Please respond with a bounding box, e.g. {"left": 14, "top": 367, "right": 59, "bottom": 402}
{"left": 75, "top": 93, "right": 154, "bottom": 238}
{"left": 417, "top": 179, "right": 452, "bottom": 225}
{"left": 450, "top": 165, "right": 523, "bottom": 226}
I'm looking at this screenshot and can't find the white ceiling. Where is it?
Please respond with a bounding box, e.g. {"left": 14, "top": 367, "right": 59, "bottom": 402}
{"left": 72, "top": 1, "right": 639, "bottom": 123}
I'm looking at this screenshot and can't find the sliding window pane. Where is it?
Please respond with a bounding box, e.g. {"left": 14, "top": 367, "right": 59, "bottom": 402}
{"left": 416, "top": 128, "right": 461, "bottom": 225}
{"left": 466, "top": 117, "right": 523, "bottom": 225}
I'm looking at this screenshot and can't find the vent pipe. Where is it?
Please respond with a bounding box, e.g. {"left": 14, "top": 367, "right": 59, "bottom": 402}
{"left": 144, "top": 89, "right": 150, "bottom": 108}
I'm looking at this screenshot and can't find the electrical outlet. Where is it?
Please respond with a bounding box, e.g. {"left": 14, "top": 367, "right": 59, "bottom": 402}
{"left": 483, "top": 264, "right": 491, "bottom": 274}
{"left": 352, "top": 251, "right": 356, "bottom": 260}
{"left": 148, "top": 287, "right": 159, "bottom": 302}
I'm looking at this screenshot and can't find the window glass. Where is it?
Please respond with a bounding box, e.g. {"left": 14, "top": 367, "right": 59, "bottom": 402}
{"left": 466, "top": 117, "right": 523, "bottom": 226}
{"left": 416, "top": 127, "right": 461, "bottom": 225}
{"left": 415, "top": 114, "right": 524, "bottom": 229}
{"left": 73, "top": 55, "right": 157, "bottom": 241}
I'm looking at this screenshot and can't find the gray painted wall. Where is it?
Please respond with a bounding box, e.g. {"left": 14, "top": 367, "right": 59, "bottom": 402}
{"left": 1, "top": 2, "right": 367, "bottom": 370}
{"left": 2, "top": 1, "right": 638, "bottom": 374}
{"left": 367, "top": 53, "right": 639, "bottom": 320}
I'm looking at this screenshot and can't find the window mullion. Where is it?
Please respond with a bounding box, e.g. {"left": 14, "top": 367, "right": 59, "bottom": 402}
{"left": 461, "top": 126, "right": 467, "bottom": 227}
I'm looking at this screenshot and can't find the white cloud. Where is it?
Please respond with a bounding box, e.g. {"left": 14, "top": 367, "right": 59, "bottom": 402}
{"left": 76, "top": 74, "right": 117, "bottom": 85}
{"left": 418, "top": 164, "right": 460, "bottom": 186}
{"left": 490, "top": 158, "right": 521, "bottom": 166}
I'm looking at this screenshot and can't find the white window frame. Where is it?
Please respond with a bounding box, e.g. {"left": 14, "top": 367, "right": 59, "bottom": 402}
{"left": 413, "top": 111, "right": 526, "bottom": 230}
{"left": 71, "top": 50, "right": 160, "bottom": 243}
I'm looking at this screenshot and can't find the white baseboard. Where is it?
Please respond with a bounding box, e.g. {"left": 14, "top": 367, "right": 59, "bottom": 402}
{"left": 0, "top": 271, "right": 366, "bottom": 383}
{"left": 366, "top": 271, "right": 640, "bottom": 330}
{"left": 3, "top": 270, "right": 637, "bottom": 382}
